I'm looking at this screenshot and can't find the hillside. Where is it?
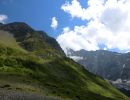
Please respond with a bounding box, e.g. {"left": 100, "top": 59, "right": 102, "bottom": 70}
{"left": 67, "top": 49, "right": 130, "bottom": 97}
{"left": 0, "top": 22, "right": 64, "bottom": 59}
{"left": 0, "top": 22, "right": 129, "bottom": 100}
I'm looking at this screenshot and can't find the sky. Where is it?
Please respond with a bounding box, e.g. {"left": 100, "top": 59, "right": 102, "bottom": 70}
{"left": 0, "top": 0, "right": 130, "bottom": 53}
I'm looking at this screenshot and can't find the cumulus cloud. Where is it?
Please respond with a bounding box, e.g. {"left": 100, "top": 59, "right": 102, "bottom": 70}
{"left": 51, "top": 17, "right": 58, "bottom": 30}
{"left": 0, "top": 15, "right": 8, "bottom": 23}
{"left": 57, "top": 0, "right": 130, "bottom": 53}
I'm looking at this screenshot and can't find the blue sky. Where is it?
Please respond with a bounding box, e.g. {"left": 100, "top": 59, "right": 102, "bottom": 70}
{"left": 0, "top": 0, "right": 87, "bottom": 37}
{"left": 0, "top": 0, "right": 130, "bottom": 53}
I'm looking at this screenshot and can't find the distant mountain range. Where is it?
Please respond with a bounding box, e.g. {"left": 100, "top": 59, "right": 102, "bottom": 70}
{"left": 0, "top": 22, "right": 129, "bottom": 100}
{"left": 67, "top": 49, "right": 130, "bottom": 97}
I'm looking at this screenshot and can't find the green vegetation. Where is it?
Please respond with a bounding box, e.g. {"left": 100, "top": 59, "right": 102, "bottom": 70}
{"left": 0, "top": 23, "right": 129, "bottom": 100}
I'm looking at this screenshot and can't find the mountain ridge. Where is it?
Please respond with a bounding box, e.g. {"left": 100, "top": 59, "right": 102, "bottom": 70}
{"left": 67, "top": 49, "right": 130, "bottom": 97}
{"left": 0, "top": 22, "right": 129, "bottom": 100}
{"left": 0, "top": 22, "right": 65, "bottom": 58}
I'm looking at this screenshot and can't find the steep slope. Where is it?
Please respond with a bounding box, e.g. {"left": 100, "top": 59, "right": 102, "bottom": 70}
{"left": 0, "top": 22, "right": 64, "bottom": 59}
{"left": 67, "top": 49, "right": 122, "bottom": 80}
{"left": 0, "top": 22, "right": 129, "bottom": 100}
{"left": 67, "top": 49, "right": 130, "bottom": 97}
{"left": 0, "top": 30, "right": 21, "bottom": 49}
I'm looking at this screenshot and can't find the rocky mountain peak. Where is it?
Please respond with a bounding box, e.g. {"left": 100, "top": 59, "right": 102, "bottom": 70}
{"left": 67, "top": 49, "right": 130, "bottom": 97}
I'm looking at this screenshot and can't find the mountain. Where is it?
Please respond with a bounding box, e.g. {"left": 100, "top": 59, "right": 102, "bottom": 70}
{"left": 67, "top": 49, "right": 130, "bottom": 97}
{"left": 0, "top": 22, "right": 64, "bottom": 59}
{"left": 0, "top": 22, "right": 129, "bottom": 100}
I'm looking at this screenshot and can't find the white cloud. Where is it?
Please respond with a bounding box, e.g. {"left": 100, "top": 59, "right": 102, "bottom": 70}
{"left": 57, "top": 0, "right": 130, "bottom": 53}
{"left": 0, "top": 15, "right": 8, "bottom": 23}
{"left": 57, "top": 26, "right": 99, "bottom": 53}
{"left": 51, "top": 17, "right": 58, "bottom": 30}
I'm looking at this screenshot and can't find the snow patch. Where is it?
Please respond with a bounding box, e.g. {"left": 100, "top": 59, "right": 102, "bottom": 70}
{"left": 123, "top": 64, "right": 126, "bottom": 68}
{"left": 69, "top": 56, "right": 83, "bottom": 61}
{"left": 112, "top": 79, "right": 122, "bottom": 84}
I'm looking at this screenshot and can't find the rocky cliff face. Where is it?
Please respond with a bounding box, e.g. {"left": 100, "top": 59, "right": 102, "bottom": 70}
{"left": 67, "top": 49, "right": 130, "bottom": 97}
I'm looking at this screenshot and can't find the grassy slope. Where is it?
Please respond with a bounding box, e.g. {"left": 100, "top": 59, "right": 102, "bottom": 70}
{"left": 0, "top": 31, "right": 26, "bottom": 53}
{"left": 20, "top": 31, "right": 64, "bottom": 59}
{"left": 0, "top": 30, "right": 129, "bottom": 100}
